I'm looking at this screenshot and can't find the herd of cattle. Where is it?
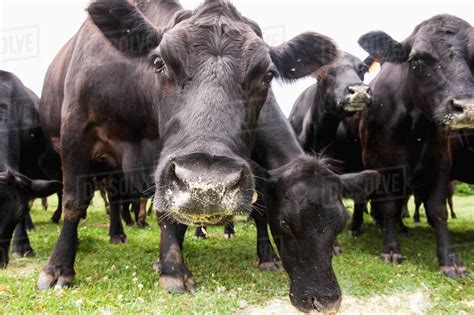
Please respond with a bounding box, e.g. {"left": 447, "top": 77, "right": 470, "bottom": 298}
{"left": 1, "top": 0, "right": 473, "bottom": 313}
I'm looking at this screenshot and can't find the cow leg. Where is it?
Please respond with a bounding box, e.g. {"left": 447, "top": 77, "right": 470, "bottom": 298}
{"left": 349, "top": 202, "right": 366, "bottom": 236}
{"left": 414, "top": 197, "right": 422, "bottom": 223}
{"left": 51, "top": 192, "right": 63, "bottom": 224}
{"left": 252, "top": 211, "right": 282, "bottom": 272}
{"left": 379, "top": 200, "right": 404, "bottom": 264}
{"left": 425, "top": 192, "right": 467, "bottom": 279}
{"left": 41, "top": 198, "right": 49, "bottom": 211}
{"left": 0, "top": 224, "right": 16, "bottom": 268}
{"left": 147, "top": 203, "right": 153, "bottom": 216}
{"left": 223, "top": 221, "right": 235, "bottom": 238}
{"left": 37, "top": 129, "right": 93, "bottom": 290}
{"left": 99, "top": 186, "right": 110, "bottom": 214}
{"left": 136, "top": 198, "right": 149, "bottom": 228}
{"left": 194, "top": 226, "right": 207, "bottom": 239}
{"left": 448, "top": 195, "right": 456, "bottom": 219}
{"left": 121, "top": 200, "right": 134, "bottom": 226}
{"left": 401, "top": 201, "right": 410, "bottom": 218}
{"left": 24, "top": 212, "right": 35, "bottom": 231}
{"left": 107, "top": 176, "right": 127, "bottom": 244}
{"left": 12, "top": 220, "right": 35, "bottom": 258}
{"left": 156, "top": 216, "right": 195, "bottom": 293}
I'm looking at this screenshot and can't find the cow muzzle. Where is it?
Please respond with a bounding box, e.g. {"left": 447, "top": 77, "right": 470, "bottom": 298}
{"left": 341, "top": 84, "right": 372, "bottom": 113}
{"left": 154, "top": 153, "right": 255, "bottom": 225}
{"left": 445, "top": 98, "right": 474, "bottom": 130}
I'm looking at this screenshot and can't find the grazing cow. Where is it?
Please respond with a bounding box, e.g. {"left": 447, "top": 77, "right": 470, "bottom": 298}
{"left": 358, "top": 14, "right": 474, "bottom": 278}
{"left": 38, "top": 0, "right": 338, "bottom": 291}
{"left": 253, "top": 91, "right": 379, "bottom": 313}
{"left": 0, "top": 71, "right": 62, "bottom": 268}
{"left": 289, "top": 52, "right": 373, "bottom": 235}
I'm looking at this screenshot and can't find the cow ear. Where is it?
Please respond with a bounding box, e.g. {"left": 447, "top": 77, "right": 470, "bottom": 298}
{"left": 28, "top": 179, "right": 62, "bottom": 198}
{"left": 88, "top": 0, "right": 163, "bottom": 57}
{"left": 340, "top": 170, "right": 380, "bottom": 200}
{"left": 358, "top": 31, "right": 408, "bottom": 64}
{"left": 270, "top": 32, "right": 338, "bottom": 81}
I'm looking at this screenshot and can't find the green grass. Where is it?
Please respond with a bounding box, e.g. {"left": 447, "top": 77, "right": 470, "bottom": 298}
{"left": 0, "top": 195, "right": 473, "bottom": 313}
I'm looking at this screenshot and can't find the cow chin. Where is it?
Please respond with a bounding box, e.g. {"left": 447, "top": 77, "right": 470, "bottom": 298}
{"left": 444, "top": 110, "right": 474, "bottom": 131}
{"left": 341, "top": 96, "right": 371, "bottom": 113}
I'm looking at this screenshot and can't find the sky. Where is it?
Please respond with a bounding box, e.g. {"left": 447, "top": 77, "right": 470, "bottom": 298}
{"left": 1, "top": 0, "right": 473, "bottom": 116}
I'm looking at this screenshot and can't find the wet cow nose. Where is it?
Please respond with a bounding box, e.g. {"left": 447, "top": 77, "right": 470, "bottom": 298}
{"left": 347, "top": 84, "right": 371, "bottom": 95}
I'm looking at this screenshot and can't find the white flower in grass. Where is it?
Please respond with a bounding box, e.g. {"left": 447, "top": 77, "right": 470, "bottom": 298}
{"left": 75, "top": 299, "right": 83, "bottom": 308}
{"left": 132, "top": 272, "right": 136, "bottom": 277}
{"left": 118, "top": 294, "right": 123, "bottom": 301}
{"left": 133, "top": 277, "right": 138, "bottom": 283}
{"left": 138, "top": 283, "right": 144, "bottom": 290}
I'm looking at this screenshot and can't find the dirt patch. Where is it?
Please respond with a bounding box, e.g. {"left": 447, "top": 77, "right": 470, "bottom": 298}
{"left": 240, "top": 290, "right": 431, "bottom": 314}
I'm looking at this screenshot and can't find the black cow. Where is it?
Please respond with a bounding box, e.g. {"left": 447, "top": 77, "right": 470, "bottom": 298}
{"left": 290, "top": 52, "right": 372, "bottom": 152}
{"left": 0, "top": 71, "right": 62, "bottom": 268}
{"left": 358, "top": 15, "right": 474, "bottom": 278}
{"left": 38, "top": 0, "right": 338, "bottom": 291}
{"left": 253, "top": 91, "right": 379, "bottom": 313}
{"left": 289, "top": 52, "right": 373, "bottom": 235}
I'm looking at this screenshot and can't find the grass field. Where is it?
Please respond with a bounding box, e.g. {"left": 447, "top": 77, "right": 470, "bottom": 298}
{"left": 0, "top": 195, "right": 473, "bottom": 314}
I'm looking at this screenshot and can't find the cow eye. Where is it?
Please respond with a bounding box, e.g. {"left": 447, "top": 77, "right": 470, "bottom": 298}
{"left": 153, "top": 56, "right": 166, "bottom": 74}
{"left": 280, "top": 219, "right": 292, "bottom": 234}
{"left": 263, "top": 71, "right": 275, "bottom": 86}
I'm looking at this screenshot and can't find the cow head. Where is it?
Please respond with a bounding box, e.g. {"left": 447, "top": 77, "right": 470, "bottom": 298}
{"left": 359, "top": 15, "right": 474, "bottom": 130}
{"left": 88, "top": 0, "right": 338, "bottom": 225}
{"left": 268, "top": 156, "right": 379, "bottom": 313}
{"left": 0, "top": 168, "right": 61, "bottom": 268}
{"left": 316, "top": 52, "right": 372, "bottom": 115}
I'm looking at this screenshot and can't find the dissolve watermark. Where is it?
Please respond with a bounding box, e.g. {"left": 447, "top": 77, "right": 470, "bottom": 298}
{"left": 0, "top": 25, "right": 39, "bottom": 62}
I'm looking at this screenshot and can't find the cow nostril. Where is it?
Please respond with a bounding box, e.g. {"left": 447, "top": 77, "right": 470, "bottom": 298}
{"left": 451, "top": 100, "right": 465, "bottom": 114}
{"left": 226, "top": 170, "right": 244, "bottom": 191}
{"left": 347, "top": 86, "right": 356, "bottom": 94}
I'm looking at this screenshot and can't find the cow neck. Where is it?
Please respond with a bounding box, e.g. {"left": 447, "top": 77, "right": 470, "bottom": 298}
{"left": 309, "top": 84, "right": 343, "bottom": 153}
{"left": 254, "top": 90, "right": 305, "bottom": 170}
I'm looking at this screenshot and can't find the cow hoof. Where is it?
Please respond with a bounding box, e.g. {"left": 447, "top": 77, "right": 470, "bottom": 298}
{"left": 258, "top": 261, "right": 283, "bottom": 272}
{"left": 12, "top": 249, "right": 35, "bottom": 259}
{"left": 224, "top": 233, "right": 235, "bottom": 239}
{"left": 333, "top": 244, "right": 343, "bottom": 256}
{"left": 37, "top": 270, "right": 75, "bottom": 290}
{"left": 109, "top": 234, "right": 127, "bottom": 244}
{"left": 126, "top": 222, "right": 135, "bottom": 227}
{"left": 159, "top": 274, "right": 196, "bottom": 293}
{"left": 440, "top": 265, "right": 469, "bottom": 279}
{"left": 194, "top": 235, "right": 207, "bottom": 240}
{"left": 137, "top": 221, "right": 149, "bottom": 229}
{"left": 451, "top": 214, "right": 457, "bottom": 219}
{"left": 380, "top": 252, "right": 404, "bottom": 264}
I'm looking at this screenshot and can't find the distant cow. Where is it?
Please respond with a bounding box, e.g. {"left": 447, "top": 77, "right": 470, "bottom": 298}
{"left": 290, "top": 52, "right": 372, "bottom": 153}
{"left": 358, "top": 14, "right": 474, "bottom": 278}
{"left": 289, "top": 52, "right": 373, "bottom": 234}
{"left": 0, "top": 71, "right": 62, "bottom": 268}
{"left": 37, "top": 0, "right": 338, "bottom": 291}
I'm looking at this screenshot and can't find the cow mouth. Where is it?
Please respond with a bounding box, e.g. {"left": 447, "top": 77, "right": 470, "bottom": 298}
{"left": 341, "top": 94, "right": 372, "bottom": 113}
{"left": 167, "top": 211, "right": 233, "bottom": 226}
{"left": 443, "top": 109, "right": 474, "bottom": 130}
